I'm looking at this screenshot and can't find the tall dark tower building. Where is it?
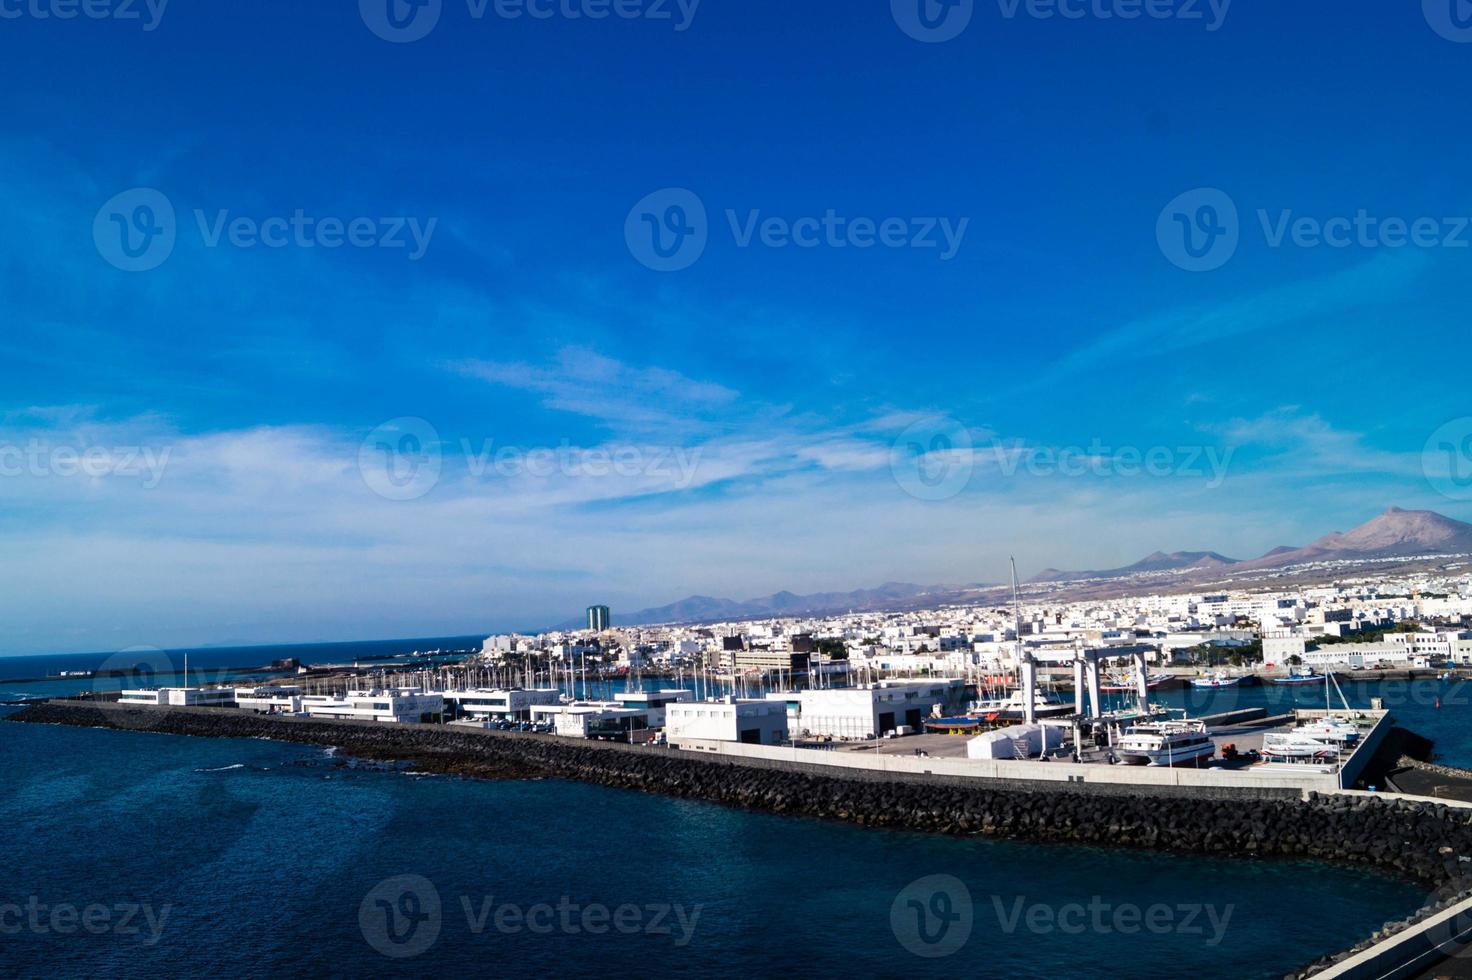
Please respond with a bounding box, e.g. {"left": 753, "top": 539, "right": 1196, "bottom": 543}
{"left": 587, "top": 605, "right": 611, "bottom": 631}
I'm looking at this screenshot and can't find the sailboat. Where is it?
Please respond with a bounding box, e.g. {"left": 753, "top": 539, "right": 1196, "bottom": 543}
{"left": 965, "top": 558, "right": 1074, "bottom": 725}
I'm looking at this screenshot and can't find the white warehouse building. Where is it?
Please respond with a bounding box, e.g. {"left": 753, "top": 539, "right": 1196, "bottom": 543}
{"left": 442, "top": 688, "right": 562, "bottom": 721}
{"left": 774, "top": 679, "right": 968, "bottom": 740}
{"left": 666, "top": 698, "right": 788, "bottom": 745}
{"left": 300, "top": 689, "right": 444, "bottom": 724}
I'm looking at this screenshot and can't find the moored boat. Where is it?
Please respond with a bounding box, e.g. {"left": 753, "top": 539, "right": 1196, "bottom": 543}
{"left": 1116, "top": 720, "right": 1215, "bottom": 767}
{"left": 1261, "top": 730, "right": 1340, "bottom": 762}
{"left": 1190, "top": 671, "right": 1246, "bottom": 688}
{"left": 1268, "top": 670, "right": 1323, "bottom": 686}
{"left": 1100, "top": 672, "right": 1171, "bottom": 693}
{"left": 968, "top": 689, "right": 1075, "bottom": 724}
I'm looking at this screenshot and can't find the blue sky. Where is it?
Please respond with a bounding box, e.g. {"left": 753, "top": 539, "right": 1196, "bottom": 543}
{"left": 2, "top": 0, "right": 1471, "bottom": 654}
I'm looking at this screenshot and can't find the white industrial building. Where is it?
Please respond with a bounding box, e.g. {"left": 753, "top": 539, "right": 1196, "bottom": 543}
{"left": 530, "top": 701, "right": 651, "bottom": 739}
{"left": 234, "top": 685, "right": 304, "bottom": 713}
{"left": 610, "top": 689, "right": 693, "bottom": 726}
{"left": 666, "top": 698, "right": 788, "bottom": 745}
{"left": 442, "top": 688, "right": 562, "bottom": 721}
{"left": 117, "top": 687, "right": 236, "bottom": 707}
{"left": 300, "top": 689, "right": 444, "bottom": 724}
{"left": 773, "top": 679, "right": 968, "bottom": 739}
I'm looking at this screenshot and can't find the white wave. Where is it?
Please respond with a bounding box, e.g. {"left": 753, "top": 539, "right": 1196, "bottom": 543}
{"left": 194, "top": 763, "right": 247, "bottom": 773}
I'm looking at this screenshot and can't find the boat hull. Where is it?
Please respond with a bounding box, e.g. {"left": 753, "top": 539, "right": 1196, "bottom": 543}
{"left": 1117, "top": 747, "right": 1215, "bottom": 767}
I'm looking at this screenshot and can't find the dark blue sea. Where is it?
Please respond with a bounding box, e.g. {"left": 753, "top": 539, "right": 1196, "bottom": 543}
{"left": 3, "top": 643, "right": 1465, "bottom": 978}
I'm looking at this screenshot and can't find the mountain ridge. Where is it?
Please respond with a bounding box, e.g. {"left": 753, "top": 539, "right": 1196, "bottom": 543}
{"left": 549, "top": 507, "right": 1472, "bottom": 630}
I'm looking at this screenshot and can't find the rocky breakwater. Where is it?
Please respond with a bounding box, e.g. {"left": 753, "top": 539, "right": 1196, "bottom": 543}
{"left": 11, "top": 700, "right": 1472, "bottom": 975}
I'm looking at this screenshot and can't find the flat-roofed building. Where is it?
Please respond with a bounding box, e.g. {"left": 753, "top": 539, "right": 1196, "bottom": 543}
{"left": 771, "top": 678, "right": 968, "bottom": 740}
{"left": 667, "top": 698, "right": 788, "bottom": 745}
{"left": 117, "top": 687, "right": 236, "bottom": 708}
{"left": 530, "top": 701, "right": 650, "bottom": 739}
{"left": 442, "top": 688, "right": 562, "bottom": 721}
{"left": 300, "top": 689, "right": 444, "bottom": 724}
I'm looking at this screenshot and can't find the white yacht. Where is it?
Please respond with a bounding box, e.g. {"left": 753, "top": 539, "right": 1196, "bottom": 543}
{"left": 1116, "top": 720, "right": 1215, "bottom": 767}
{"left": 969, "top": 689, "right": 1074, "bottom": 723}
{"left": 1296, "top": 717, "right": 1361, "bottom": 746}
{"left": 1262, "top": 730, "right": 1340, "bottom": 762}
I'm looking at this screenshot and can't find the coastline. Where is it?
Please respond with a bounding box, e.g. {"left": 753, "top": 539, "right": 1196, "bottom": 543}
{"left": 7, "top": 701, "right": 1466, "bottom": 874}
{"left": 13, "top": 700, "right": 1472, "bottom": 975}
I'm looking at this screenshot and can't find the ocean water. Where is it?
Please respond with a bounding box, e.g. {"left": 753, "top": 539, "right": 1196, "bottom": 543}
{"left": 2, "top": 646, "right": 1465, "bottom": 978}
{"left": 0, "top": 636, "right": 485, "bottom": 703}
{"left": 0, "top": 701, "right": 1434, "bottom": 979}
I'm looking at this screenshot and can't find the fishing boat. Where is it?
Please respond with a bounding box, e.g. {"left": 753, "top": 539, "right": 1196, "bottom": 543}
{"left": 1116, "top": 720, "right": 1215, "bottom": 767}
{"left": 1190, "top": 671, "right": 1246, "bottom": 688}
{"left": 1268, "top": 669, "right": 1323, "bottom": 686}
{"left": 1100, "top": 672, "right": 1171, "bottom": 693}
